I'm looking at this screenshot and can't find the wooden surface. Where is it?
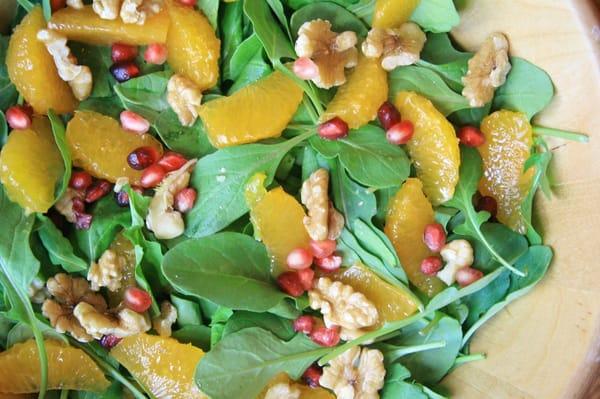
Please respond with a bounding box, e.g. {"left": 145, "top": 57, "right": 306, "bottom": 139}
{"left": 447, "top": 1, "right": 600, "bottom": 398}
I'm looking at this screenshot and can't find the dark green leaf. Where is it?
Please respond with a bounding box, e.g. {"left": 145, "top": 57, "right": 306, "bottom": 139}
{"left": 48, "top": 110, "right": 70, "bottom": 202}
{"left": 220, "top": 0, "right": 243, "bottom": 81}
{"left": 521, "top": 142, "right": 552, "bottom": 244}
{"left": 222, "top": 311, "right": 295, "bottom": 341}
{"left": 228, "top": 50, "right": 272, "bottom": 94}
{"left": 70, "top": 43, "right": 114, "bottom": 98}
{"left": 0, "top": 36, "right": 18, "bottom": 110}
{"left": 228, "top": 34, "right": 264, "bottom": 81}
{"left": 243, "top": 0, "right": 295, "bottom": 62}
{"left": 210, "top": 306, "right": 234, "bottom": 347}
{"left": 37, "top": 214, "right": 88, "bottom": 273}
{"left": 172, "top": 324, "right": 211, "bottom": 351}
{"left": 170, "top": 294, "right": 203, "bottom": 327}
{"left": 290, "top": 2, "right": 368, "bottom": 39}
{"left": 461, "top": 270, "right": 510, "bottom": 329}
{"left": 198, "top": 0, "right": 219, "bottom": 30}
{"left": 0, "top": 110, "right": 6, "bottom": 145}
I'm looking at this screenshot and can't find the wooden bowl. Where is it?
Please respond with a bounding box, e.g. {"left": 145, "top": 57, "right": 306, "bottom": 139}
{"left": 445, "top": 1, "right": 600, "bottom": 398}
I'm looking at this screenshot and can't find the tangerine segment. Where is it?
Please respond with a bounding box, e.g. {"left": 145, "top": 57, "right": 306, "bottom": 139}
{"left": 7, "top": 7, "right": 77, "bottom": 115}
{"left": 320, "top": 54, "right": 388, "bottom": 129}
{"left": 49, "top": 6, "right": 168, "bottom": 45}
{"left": 0, "top": 117, "right": 64, "bottom": 214}
{"left": 199, "top": 71, "right": 304, "bottom": 148}
{"left": 166, "top": 0, "right": 220, "bottom": 90}
{"left": 329, "top": 263, "right": 419, "bottom": 326}
{"left": 385, "top": 178, "right": 446, "bottom": 297}
{"left": 111, "top": 333, "right": 207, "bottom": 399}
{"left": 0, "top": 339, "right": 110, "bottom": 393}
{"left": 66, "top": 111, "right": 163, "bottom": 185}
{"left": 259, "top": 373, "right": 334, "bottom": 399}
{"left": 394, "top": 91, "right": 460, "bottom": 206}
{"left": 478, "top": 110, "right": 534, "bottom": 234}
{"left": 372, "top": 0, "right": 420, "bottom": 29}
{"left": 249, "top": 186, "right": 310, "bottom": 274}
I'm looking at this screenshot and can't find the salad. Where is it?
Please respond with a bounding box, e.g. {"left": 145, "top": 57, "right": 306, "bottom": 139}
{"left": 0, "top": 0, "right": 590, "bottom": 398}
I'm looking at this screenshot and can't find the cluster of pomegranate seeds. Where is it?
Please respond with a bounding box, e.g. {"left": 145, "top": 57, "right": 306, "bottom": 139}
{"left": 120, "top": 110, "right": 150, "bottom": 134}
{"left": 456, "top": 267, "right": 484, "bottom": 287}
{"left": 310, "top": 326, "right": 341, "bottom": 347}
{"left": 174, "top": 187, "right": 197, "bottom": 213}
{"left": 50, "top": 0, "right": 66, "bottom": 11}
{"left": 309, "top": 239, "right": 336, "bottom": 259}
{"left": 99, "top": 334, "right": 122, "bottom": 349}
{"left": 5, "top": 105, "right": 32, "bottom": 130}
{"left": 144, "top": 43, "right": 168, "bottom": 65}
{"left": 302, "top": 365, "right": 323, "bottom": 388}
{"left": 314, "top": 255, "right": 342, "bottom": 272}
{"left": 286, "top": 248, "right": 314, "bottom": 270}
{"left": 420, "top": 256, "right": 443, "bottom": 276}
{"left": 158, "top": 151, "right": 188, "bottom": 171}
{"left": 69, "top": 170, "right": 93, "bottom": 191}
{"left": 71, "top": 197, "right": 93, "bottom": 230}
{"left": 377, "top": 102, "right": 415, "bottom": 145}
{"left": 293, "top": 57, "right": 319, "bottom": 80}
{"left": 458, "top": 126, "right": 485, "bottom": 147}
{"left": 293, "top": 315, "right": 314, "bottom": 334}
{"left": 127, "top": 146, "right": 161, "bottom": 170}
{"left": 85, "top": 180, "right": 112, "bottom": 203}
{"left": 111, "top": 43, "right": 138, "bottom": 63}
{"left": 476, "top": 195, "right": 498, "bottom": 218}
{"left": 124, "top": 286, "right": 152, "bottom": 313}
{"left": 318, "top": 117, "right": 349, "bottom": 140}
{"left": 277, "top": 271, "right": 306, "bottom": 297}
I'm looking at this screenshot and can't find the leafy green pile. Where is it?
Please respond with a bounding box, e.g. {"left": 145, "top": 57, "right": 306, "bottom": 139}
{"left": 0, "top": 0, "right": 588, "bottom": 399}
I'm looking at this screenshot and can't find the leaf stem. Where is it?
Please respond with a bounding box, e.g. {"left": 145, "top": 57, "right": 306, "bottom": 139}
{"left": 16, "top": 0, "right": 34, "bottom": 11}
{"left": 533, "top": 126, "right": 589, "bottom": 143}
{"left": 450, "top": 353, "right": 486, "bottom": 372}
{"left": 385, "top": 341, "right": 446, "bottom": 363}
{"left": 59, "top": 390, "right": 68, "bottom": 399}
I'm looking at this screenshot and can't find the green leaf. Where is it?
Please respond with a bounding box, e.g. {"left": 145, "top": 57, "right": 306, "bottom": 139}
{"left": 228, "top": 34, "right": 264, "bottom": 81}
{"left": 0, "top": 110, "right": 7, "bottom": 146}
{"left": 420, "top": 33, "right": 470, "bottom": 65}
{"left": 36, "top": 214, "right": 88, "bottom": 273}
{"left": 220, "top": 1, "right": 243, "bottom": 81}
{"left": 197, "top": 0, "right": 219, "bottom": 30}
{"left": 222, "top": 311, "right": 295, "bottom": 341}
{"left": 243, "top": 0, "right": 295, "bottom": 63}
{"left": 521, "top": 141, "right": 552, "bottom": 244}
{"left": 195, "top": 327, "right": 329, "bottom": 399}
{"left": 0, "top": 36, "right": 18, "bottom": 110}
{"left": 382, "top": 381, "right": 428, "bottom": 399}
{"left": 170, "top": 294, "right": 203, "bottom": 327}
{"left": 461, "top": 270, "right": 510, "bottom": 329}
{"left": 411, "top": 0, "right": 460, "bottom": 33}
{"left": 70, "top": 43, "right": 114, "bottom": 98}
{"left": 290, "top": 2, "right": 368, "bottom": 39}
{"left": 172, "top": 325, "right": 211, "bottom": 351}
{"left": 228, "top": 50, "right": 272, "bottom": 94}
{"left": 210, "top": 306, "right": 234, "bottom": 348}
{"left": 48, "top": 110, "right": 71, "bottom": 202}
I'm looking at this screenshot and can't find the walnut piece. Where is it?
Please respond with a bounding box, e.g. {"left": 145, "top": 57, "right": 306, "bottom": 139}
{"left": 462, "top": 32, "right": 512, "bottom": 107}
{"left": 362, "top": 23, "right": 426, "bottom": 71}
{"left": 28, "top": 276, "right": 48, "bottom": 304}
{"left": 301, "top": 169, "right": 345, "bottom": 241}
{"left": 120, "top": 0, "right": 146, "bottom": 25}
{"left": 264, "top": 382, "right": 301, "bottom": 399}
{"left": 54, "top": 188, "right": 84, "bottom": 223}
{"left": 167, "top": 74, "right": 203, "bottom": 127}
{"left": 42, "top": 273, "right": 107, "bottom": 342}
{"left": 93, "top": 0, "right": 120, "bottom": 20}
{"left": 152, "top": 301, "right": 178, "bottom": 337}
{"left": 73, "top": 302, "right": 151, "bottom": 339}
{"left": 320, "top": 346, "right": 385, "bottom": 399}
{"left": 88, "top": 249, "right": 126, "bottom": 292}
{"left": 309, "top": 277, "right": 379, "bottom": 341}
{"left": 66, "top": 0, "right": 84, "bottom": 9}
{"left": 295, "top": 19, "right": 358, "bottom": 89}
{"left": 37, "top": 29, "right": 93, "bottom": 101}
{"left": 146, "top": 159, "right": 197, "bottom": 239}
{"left": 437, "top": 239, "right": 474, "bottom": 285}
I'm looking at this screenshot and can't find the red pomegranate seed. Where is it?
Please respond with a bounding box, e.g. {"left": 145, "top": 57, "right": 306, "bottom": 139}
{"left": 310, "top": 326, "right": 340, "bottom": 347}
{"left": 477, "top": 195, "right": 498, "bottom": 218}
{"left": 157, "top": 151, "right": 188, "bottom": 172}
{"left": 6, "top": 106, "right": 32, "bottom": 130}
{"left": 318, "top": 117, "right": 349, "bottom": 140}
{"left": 69, "top": 171, "right": 93, "bottom": 190}
{"left": 386, "top": 121, "right": 414, "bottom": 145}
{"left": 293, "top": 57, "right": 319, "bottom": 80}
{"left": 293, "top": 315, "right": 314, "bottom": 334}
{"left": 423, "top": 223, "right": 446, "bottom": 252}
{"left": 120, "top": 110, "right": 150, "bottom": 134}
{"left": 50, "top": 0, "right": 66, "bottom": 11}
{"left": 144, "top": 43, "right": 168, "bottom": 65}
{"left": 314, "top": 255, "right": 342, "bottom": 272}
{"left": 111, "top": 43, "right": 138, "bottom": 63}
{"left": 72, "top": 197, "right": 85, "bottom": 214}
{"left": 99, "top": 334, "right": 122, "bottom": 349}
{"left": 127, "top": 146, "right": 160, "bottom": 170}
{"left": 140, "top": 164, "right": 166, "bottom": 188}
{"left": 456, "top": 267, "right": 484, "bottom": 287}
{"left": 458, "top": 126, "right": 485, "bottom": 147}
{"left": 124, "top": 287, "right": 152, "bottom": 313}
{"left": 286, "top": 248, "right": 314, "bottom": 270}
{"left": 420, "top": 256, "right": 443, "bottom": 276}
{"left": 174, "top": 188, "right": 197, "bottom": 213}
{"left": 177, "top": 0, "right": 197, "bottom": 6}
{"left": 115, "top": 190, "right": 130, "bottom": 207}
{"left": 297, "top": 267, "right": 315, "bottom": 291}
{"left": 277, "top": 272, "right": 305, "bottom": 297}
{"left": 85, "top": 181, "right": 112, "bottom": 203}
{"left": 303, "top": 365, "right": 323, "bottom": 388}
{"left": 309, "top": 239, "right": 337, "bottom": 259}
{"left": 377, "top": 101, "right": 401, "bottom": 131}
{"left": 110, "top": 61, "right": 140, "bottom": 83}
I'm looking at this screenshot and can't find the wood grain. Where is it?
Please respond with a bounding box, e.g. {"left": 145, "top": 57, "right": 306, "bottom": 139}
{"left": 447, "top": 1, "right": 600, "bottom": 398}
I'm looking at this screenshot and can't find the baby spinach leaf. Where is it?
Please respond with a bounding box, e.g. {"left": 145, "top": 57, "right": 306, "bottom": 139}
{"left": 330, "top": 159, "right": 377, "bottom": 224}
{"left": 198, "top": 0, "right": 219, "bottom": 30}
{"left": 382, "top": 381, "right": 429, "bottom": 399}
{"left": 347, "top": 0, "right": 375, "bottom": 24}
{"left": 228, "top": 50, "right": 272, "bottom": 94}
{"left": 290, "top": 2, "right": 368, "bottom": 39}
{"left": 244, "top": 0, "right": 295, "bottom": 62}
{"left": 185, "top": 130, "right": 313, "bottom": 238}
{"left": 228, "top": 34, "right": 264, "bottom": 81}
{"left": 266, "top": 0, "right": 292, "bottom": 40}
{"left": 222, "top": 311, "right": 295, "bottom": 341}
{"left": 48, "top": 110, "right": 70, "bottom": 202}
{"left": 114, "top": 70, "right": 170, "bottom": 111}
{"left": 70, "top": 43, "right": 114, "bottom": 98}
{"left": 461, "top": 270, "right": 510, "bottom": 329}
{"left": 210, "top": 306, "right": 234, "bottom": 348}
{"left": 0, "top": 36, "right": 18, "bottom": 110}
{"left": 411, "top": 0, "right": 460, "bottom": 33}
{"left": 36, "top": 214, "right": 88, "bottom": 273}
{"left": 152, "top": 111, "right": 215, "bottom": 158}
{"left": 449, "top": 103, "right": 491, "bottom": 127}
{"left": 172, "top": 325, "right": 211, "bottom": 351}
{"left": 220, "top": 0, "right": 243, "bottom": 81}
{"left": 195, "top": 327, "right": 329, "bottom": 399}
{"left": 420, "top": 33, "right": 470, "bottom": 65}
{"left": 170, "top": 294, "right": 203, "bottom": 328}
{"left": 78, "top": 96, "right": 122, "bottom": 119}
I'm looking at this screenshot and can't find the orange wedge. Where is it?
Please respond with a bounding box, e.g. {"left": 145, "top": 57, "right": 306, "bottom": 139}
{"left": 372, "top": 0, "right": 420, "bottom": 29}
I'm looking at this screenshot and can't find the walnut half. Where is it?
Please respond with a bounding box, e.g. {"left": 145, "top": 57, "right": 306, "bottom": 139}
{"left": 362, "top": 23, "right": 426, "bottom": 71}
{"left": 301, "top": 169, "right": 344, "bottom": 241}
{"left": 152, "top": 301, "right": 178, "bottom": 337}
{"left": 87, "top": 248, "right": 126, "bottom": 292}
{"left": 167, "top": 74, "right": 203, "bottom": 127}
{"left": 73, "top": 302, "right": 151, "bottom": 339}
{"left": 264, "top": 382, "right": 301, "bottom": 399}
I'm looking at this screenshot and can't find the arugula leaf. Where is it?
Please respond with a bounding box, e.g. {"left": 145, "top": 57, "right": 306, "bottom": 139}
{"left": 222, "top": 311, "right": 295, "bottom": 341}
{"left": 48, "top": 110, "right": 71, "bottom": 202}
{"left": 461, "top": 270, "right": 510, "bottom": 329}
{"left": 411, "top": 0, "right": 460, "bottom": 33}
{"left": 228, "top": 34, "right": 265, "bottom": 82}
{"left": 521, "top": 140, "right": 552, "bottom": 244}
{"left": 0, "top": 36, "right": 18, "bottom": 110}
{"left": 243, "top": 0, "right": 295, "bottom": 63}
{"left": 220, "top": 0, "right": 243, "bottom": 81}
{"left": 195, "top": 327, "right": 329, "bottom": 399}
{"left": 198, "top": 0, "right": 220, "bottom": 30}
{"left": 266, "top": 0, "right": 292, "bottom": 40}
{"left": 36, "top": 214, "right": 88, "bottom": 273}
{"left": 228, "top": 49, "right": 272, "bottom": 94}
{"left": 290, "top": 2, "right": 368, "bottom": 39}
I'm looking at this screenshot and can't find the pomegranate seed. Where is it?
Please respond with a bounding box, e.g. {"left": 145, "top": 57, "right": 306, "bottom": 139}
{"left": 310, "top": 326, "right": 340, "bottom": 347}
{"left": 377, "top": 101, "right": 401, "bottom": 130}
{"left": 69, "top": 171, "right": 93, "bottom": 190}
{"left": 293, "top": 315, "right": 314, "bottom": 334}
{"left": 6, "top": 106, "right": 32, "bottom": 130}
{"left": 303, "top": 365, "right": 323, "bottom": 388}
{"left": 309, "top": 239, "right": 336, "bottom": 259}
{"left": 144, "top": 43, "right": 168, "bottom": 65}
{"left": 318, "top": 117, "right": 349, "bottom": 140}
{"left": 140, "top": 164, "right": 166, "bottom": 188}
{"left": 124, "top": 287, "right": 152, "bottom": 313}
{"left": 74, "top": 213, "right": 93, "bottom": 230}
{"left": 99, "top": 334, "right": 122, "bottom": 349}
{"left": 423, "top": 223, "right": 446, "bottom": 252}
{"left": 286, "top": 248, "right": 314, "bottom": 270}
{"left": 111, "top": 43, "right": 138, "bottom": 63}
{"left": 177, "top": 0, "right": 196, "bottom": 6}
{"left": 458, "top": 126, "right": 485, "bottom": 147}
{"left": 120, "top": 110, "right": 150, "bottom": 134}
{"left": 277, "top": 272, "right": 305, "bottom": 297}
{"left": 127, "top": 146, "right": 160, "bottom": 170}
{"left": 456, "top": 267, "right": 484, "bottom": 287}
{"left": 314, "top": 255, "right": 342, "bottom": 272}
{"left": 50, "top": 0, "right": 66, "bottom": 11}
{"left": 72, "top": 197, "right": 85, "bottom": 214}
{"left": 110, "top": 61, "right": 140, "bottom": 83}
{"left": 115, "top": 190, "right": 130, "bottom": 207}
{"left": 477, "top": 195, "right": 498, "bottom": 218}
{"left": 420, "top": 256, "right": 443, "bottom": 276}
{"left": 157, "top": 152, "right": 188, "bottom": 172}
{"left": 293, "top": 57, "right": 319, "bottom": 80}
{"left": 386, "top": 121, "right": 414, "bottom": 145}
{"left": 297, "top": 267, "right": 315, "bottom": 291}
{"left": 85, "top": 181, "right": 112, "bottom": 203}
{"left": 174, "top": 188, "right": 197, "bottom": 213}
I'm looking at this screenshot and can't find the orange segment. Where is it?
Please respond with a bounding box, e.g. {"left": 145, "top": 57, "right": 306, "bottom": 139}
{"left": 7, "top": 7, "right": 77, "bottom": 115}
{"left": 199, "top": 71, "right": 304, "bottom": 148}
{"left": 0, "top": 339, "right": 110, "bottom": 393}
{"left": 321, "top": 54, "right": 388, "bottom": 129}
{"left": 394, "top": 91, "right": 460, "bottom": 205}
{"left": 49, "top": 6, "right": 168, "bottom": 45}
{"left": 478, "top": 110, "right": 534, "bottom": 234}
{"left": 259, "top": 374, "right": 334, "bottom": 399}
{"left": 0, "top": 116, "right": 64, "bottom": 214}
{"left": 111, "top": 333, "right": 207, "bottom": 399}
{"left": 66, "top": 111, "right": 163, "bottom": 185}
{"left": 372, "top": 0, "right": 420, "bottom": 28}
{"left": 385, "top": 178, "right": 446, "bottom": 297}
{"left": 166, "top": 0, "right": 220, "bottom": 90}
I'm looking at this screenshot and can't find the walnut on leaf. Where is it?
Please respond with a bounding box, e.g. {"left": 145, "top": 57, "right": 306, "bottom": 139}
{"left": 264, "top": 382, "right": 301, "bottom": 399}
{"left": 92, "top": 0, "right": 120, "bottom": 20}
{"left": 361, "top": 23, "right": 426, "bottom": 71}
{"left": 294, "top": 19, "right": 358, "bottom": 89}
{"left": 28, "top": 276, "right": 48, "bottom": 304}
{"left": 167, "top": 74, "right": 203, "bottom": 127}
{"left": 301, "top": 169, "right": 345, "bottom": 241}
{"left": 152, "top": 301, "right": 178, "bottom": 337}
{"left": 309, "top": 277, "right": 379, "bottom": 341}
{"left": 320, "top": 346, "right": 386, "bottom": 399}
{"left": 120, "top": 0, "right": 146, "bottom": 25}
{"left": 462, "top": 32, "right": 512, "bottom": 107}
{"left": 73, "top": 302, "right": 151, "bottom": 339}
{"left": 87, "top": 249, "right": 126, "bottom": 292}
{"left": 436, "top": 239, "right": 474, "bottom": 285}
